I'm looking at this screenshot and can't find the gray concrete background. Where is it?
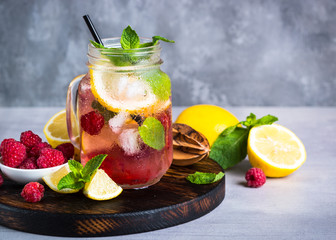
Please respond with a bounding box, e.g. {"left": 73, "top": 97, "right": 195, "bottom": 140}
{"left": 0, "top": 0, "right": 335, "bottom": 107}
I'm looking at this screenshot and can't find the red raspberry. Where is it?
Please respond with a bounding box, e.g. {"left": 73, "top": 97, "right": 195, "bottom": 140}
{"left": 1, "top": 140, "right": 27, "bottom": 167}
{"left": 19, "top": 157, "right": 38, "bottom": 169}
{"left": 56, "top": 143, "right": 74, "bottom": 161}
{"left": 29, "top": 142, "right": 51, "bottom": 158}
{"left": 80, "top": 111, "right": 104, "bottom": 135}
{"left": 21, "top": 182, "right": 44, "bottom": 203}
{"left": 0, "top": 174, "right": 3, "bottom": 187}
{"left": 245, "top": 168, "right": 266, "bottom": 188}
{"left": 20, "top": 130, "right": 42, "bottom": 150}
{"left": 37, "top": 148, "right": 65, "bottom": 168}
{"left": 0, "top": 138, "right": 16, "bottom": 154}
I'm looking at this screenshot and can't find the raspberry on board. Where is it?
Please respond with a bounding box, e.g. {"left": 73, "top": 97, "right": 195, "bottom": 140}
{"left": 80, "top": 111, "right": 105, "bottom": 135}
{"left": 56, "top": 143, "right": 74, "bottom": 161}
{"left": 20, "top": 130, "right": 42, "bottom": 149}
{"left": 21, "top": 182, "right": 44, "bottom": 203}
{"left": 37, "top": 148, "right": 65, "bottom": 168}
{"left": 245, "top": 167, "right": 266, "bottom": 188}
{"left": 1, "top": 140, "right": 27, "bottom": 168}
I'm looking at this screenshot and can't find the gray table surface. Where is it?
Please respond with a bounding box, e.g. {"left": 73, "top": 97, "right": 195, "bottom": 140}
{"left": 0, "top": 107, "right": 335, "bottom": 240}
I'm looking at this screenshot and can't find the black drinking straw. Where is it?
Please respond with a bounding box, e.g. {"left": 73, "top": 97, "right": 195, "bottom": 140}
{"left": 83, "top": 15, "right": 104, "bottom": 46}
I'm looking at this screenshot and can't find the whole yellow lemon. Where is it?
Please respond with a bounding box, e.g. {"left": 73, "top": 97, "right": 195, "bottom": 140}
{"left": 175, "top": 105, "right": 239, "bottom": 146}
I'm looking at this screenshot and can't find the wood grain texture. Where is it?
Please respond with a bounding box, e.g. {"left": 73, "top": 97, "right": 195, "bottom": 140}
{"left": 172, "top": 123, "right": 210, "bottom": 166}
{"left": 0, "top": 158, "right": 225, "bottom": 237}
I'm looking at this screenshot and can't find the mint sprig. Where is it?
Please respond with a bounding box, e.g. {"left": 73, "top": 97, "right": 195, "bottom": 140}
{"left": 209, "top": 113, "right": 278, "bottom": 169}
{"left": 186, "top": 171, "right": 224, "bottom": 184}
{"left": 90, "top": 25, "right": 174, "bottom": 66}
{"left": 57, "top": 154, "right": 107, "bottom": 190}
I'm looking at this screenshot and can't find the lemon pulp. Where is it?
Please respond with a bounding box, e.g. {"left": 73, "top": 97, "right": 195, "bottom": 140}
{"left": 83, "top": 169, "right": 123, "bottom": 200}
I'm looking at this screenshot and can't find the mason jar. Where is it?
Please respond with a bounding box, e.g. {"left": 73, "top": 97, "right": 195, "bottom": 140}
{"left": 66, "top": 38, "right": 173, "bottom": 189}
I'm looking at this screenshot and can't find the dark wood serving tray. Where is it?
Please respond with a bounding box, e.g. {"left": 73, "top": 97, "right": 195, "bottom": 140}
{"left": 0, "top": 158, "right": 225, "bottom": 237}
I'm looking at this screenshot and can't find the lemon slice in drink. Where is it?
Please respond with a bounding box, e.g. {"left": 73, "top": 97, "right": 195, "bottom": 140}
{"left": 43, "top": 109, "right": 71, "bottom": 148}
{"left": 247, "top": 124, "right": 306, "bottom": 177}
{"left": 83, "top": 169, "right": 123, "bottom": 200}
{"left": 90, "top": 69, "right": 157, "bottom": 114}
{"left": 42, "top": 163, "right": 80, "bottom": 194}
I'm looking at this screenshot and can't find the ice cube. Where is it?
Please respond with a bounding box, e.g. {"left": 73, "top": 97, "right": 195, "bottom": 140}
{"left": 108, "top": 111, "right": 129, "bottom": 134}
{"left": 126, "top": 80, "right": 148, "bottom": 100}
{"left": 117, "top": 76, "right": 128, "bottom": 96}
{"left": 118, "top": 128, "right": 141, "bottom": 155}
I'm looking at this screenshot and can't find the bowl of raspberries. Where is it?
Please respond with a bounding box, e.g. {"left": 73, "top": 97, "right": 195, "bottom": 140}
{"left": 0, "top": 130, "right": 75, "bottom": 184}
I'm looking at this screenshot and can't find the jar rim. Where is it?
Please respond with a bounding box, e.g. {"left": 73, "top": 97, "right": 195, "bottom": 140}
{"left": 87, "top": 37, "right": 162, "bottom": 70}
{"left": 88, "top": 37, "right": 161, "bottom": 54}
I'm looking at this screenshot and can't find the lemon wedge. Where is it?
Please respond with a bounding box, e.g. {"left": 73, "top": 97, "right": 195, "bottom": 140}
{"left": 83, "top": 169, "right": 123, "bottom": 200}
{"left": 89, "top": 69, "right": 157, "bottom": 114}
{"left": 247, "top": 124, "right": 306, "bottom": 177}
{"left": 42, "top": 163, "right": 80, "bottom": 194}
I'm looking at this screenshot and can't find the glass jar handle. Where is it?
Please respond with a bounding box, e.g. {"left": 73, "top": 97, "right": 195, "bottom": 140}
{"left": 66, "top": 74, "right": 85, "bottom": 150}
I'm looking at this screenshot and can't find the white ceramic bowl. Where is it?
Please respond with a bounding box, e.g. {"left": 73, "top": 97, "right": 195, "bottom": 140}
{"left": 0, "top": 158, "right": 67, "bottom": 184}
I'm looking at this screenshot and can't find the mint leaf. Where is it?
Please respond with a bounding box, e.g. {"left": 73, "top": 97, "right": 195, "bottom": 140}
{"left": 241, "top": 113, "right": 257, "bottom": 128}
{"left": 68, "top": 160, "right": 83, "bottom": 178}
{"left": 186, "top": 171, "right": 224, "bottom": 184}
{"left": 90, "top": 40, "right": 105, "bottom": 49}
{"left": 140, "top": 69, "right": 171, "bottom": 100}
{"left": 254, "top": 114, "right": 278, "bottom": 126}
{"left": 221, "top": 125, "right": 237, "bottom": 136}
{"left": 240, "top": 113, "right": 278, "bottom": 128}
{"left": 82, "top": 154, "right": 107, "bottom": 178}
{"left": 152, "top": 36, "right": 175, "bottom": 45}
{"left": 120, "top": 26, "right": 140, "bottom": 49}
{"left": 138, "top": 42, "right": 154, "bottom": 48}
{"left": 138, "top": 117, "right": 165, "bottom": 150}
{"left": 210, "top": 127, "right": 249, "bottom": 169}
{"left": 138, "top": 36, "right": 175, "bottom": 48}
{"left": 57, "top": 172, "right": 85, "bottom": 190}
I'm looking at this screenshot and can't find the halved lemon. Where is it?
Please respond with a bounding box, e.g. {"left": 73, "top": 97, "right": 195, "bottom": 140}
{"left": 44, "top": 108, "right": 80, "bottom": 160}
{"left": 90, "top": 69, "right": 157, "bottom": 114}
{"left": 42, "top": 163, "right": 80, "bottom": 194}
{"left": 247, "top": 124, "right": 306, "bottom": 177}
{"left": 175, "top": 105, "right": 239, "bottom": 146}
{"left": 43, "top": 109, "right": 71, "bottom": 148}
{"left": 83, "top": 169, "right": 123, "bottom": 200}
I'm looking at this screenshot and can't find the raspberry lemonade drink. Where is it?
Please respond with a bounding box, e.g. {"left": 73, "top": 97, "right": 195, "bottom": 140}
{"left": 66, "top": 27, "right": 174, "bottom": 189}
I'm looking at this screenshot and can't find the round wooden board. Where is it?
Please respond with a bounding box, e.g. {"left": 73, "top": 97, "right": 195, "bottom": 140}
{"left": 0, "top": 158, "right": 225, "bottom": 237}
